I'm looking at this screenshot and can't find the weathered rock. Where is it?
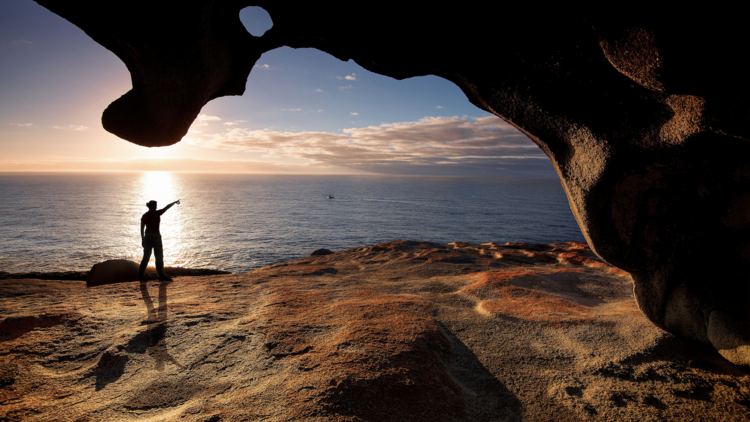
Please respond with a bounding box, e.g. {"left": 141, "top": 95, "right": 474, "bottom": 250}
{"left": 31, "top": 2, "right": 750, "bottom": 363}
{"left": 87, "top": 259, "right": 140, "bottom": 287}
{"left": 310, "top": 248, "right": 333, "bottom": 256}
{"left": 2, "top": 241, "right": 749, "bottom": 420}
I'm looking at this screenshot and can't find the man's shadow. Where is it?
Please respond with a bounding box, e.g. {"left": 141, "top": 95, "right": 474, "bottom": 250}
{"left": 96, "top": 280, "right": 184, "bottom": 390}
{"left": 134, "top": 280, "right": 184, "bottom": 371}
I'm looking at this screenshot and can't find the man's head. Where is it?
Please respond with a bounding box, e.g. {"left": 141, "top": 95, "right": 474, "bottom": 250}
{"left": 147, "top": 200, "right": 157, "bottom": 210}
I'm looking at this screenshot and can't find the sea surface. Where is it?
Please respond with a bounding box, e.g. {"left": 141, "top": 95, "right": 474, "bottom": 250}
{"left": 0, "top": 172, "right": 585, "bottom": 274}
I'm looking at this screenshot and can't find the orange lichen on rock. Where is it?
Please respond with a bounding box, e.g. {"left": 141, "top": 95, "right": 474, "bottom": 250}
{"left": 606, "top": 266, "right": 631, "bottom": 277}
{"left": 477, "top": 287, "right": 593, "bottom": 325}
{"left": 460, "top": 268, "right": 595, "bottom": 325}
{"left": 412, "top": 247, "right": 469, "bottom": 263}
{"left": 596, "top": 300, "right": 643, "bottom": 317}
{"left": 556, "top": 252, "right": 631, "bottom": 277}
{"left": 461, "top": 268, "right": 578, "bottom": 300}
{"left": 256, "top": 287, "right": 465, "bottom": 421}
{"left": 557, "top": 252, "right": 591, "bottom": 266}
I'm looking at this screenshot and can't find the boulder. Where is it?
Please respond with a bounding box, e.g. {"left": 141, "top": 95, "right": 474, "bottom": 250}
{"left": 87, "top": 259, "right": 139, "bottom": 287}
{"left": 310, "top": 248, "right": 333, "bottom": 256}
{"left": 32, "top": 1, "right": 750, "bottom": 363}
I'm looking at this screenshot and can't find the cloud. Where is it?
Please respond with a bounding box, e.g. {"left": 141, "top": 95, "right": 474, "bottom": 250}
{"left": 434, "top": 106, "right": 444, "bottom": 109}
{"left": 313, "top": 88, "right": 323, "bottom": 92}
{"left": 350, "top": 112, "right": 359, "bottom": 116}
{"left": 53, "top": 124, "right": 89, "bottom": 131}
{"left": 197, "top": 114, "right": 221, "bottom": 121}
{"left": 224, "top": 120, "right": 248, "bottom": 126}
{"left": 282, "top": 108, "right": 302, "bottom": 112}
{"left": 12, "top": 40, "right": 33, "bottom": 45}
{"left": 345, "top": 73, "right": 357, "bottom": 80}
{"left": 192, "top": 114, "right": 222, "bottom": 127}
{"left": 338, "top": 85, "right": 353, "bottom": 90}
{"left": 185, "top": 116, "right": 548, "bottom": 175}
{"left": 0, "top": 157, "right": 365, "bottom": 174}
{"left": 254, "top": 64, "right": 270, "bottom": 69}
{"left": 13, "top": 123, "right": 33, "bottom": 127}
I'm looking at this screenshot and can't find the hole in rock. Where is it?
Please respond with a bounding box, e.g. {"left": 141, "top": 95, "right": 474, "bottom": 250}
{"left": 240, "top": 6, "right": 273, "bottom": 37}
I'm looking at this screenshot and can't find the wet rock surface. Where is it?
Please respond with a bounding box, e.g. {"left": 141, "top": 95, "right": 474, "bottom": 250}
{"left": 2, "top": 241, "right": 748, "bottom": 421}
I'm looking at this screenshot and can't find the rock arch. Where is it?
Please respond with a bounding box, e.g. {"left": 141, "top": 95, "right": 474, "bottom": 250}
{"left": 34, "top": 0, "right": 750, "bottom": 364}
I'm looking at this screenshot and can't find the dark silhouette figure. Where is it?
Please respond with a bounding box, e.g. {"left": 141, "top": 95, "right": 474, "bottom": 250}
{"left": 139, "top": 279, "right": 184, "bottom": 371}
{"left": 139, "top": 199, "right": 180, "bottom": 282}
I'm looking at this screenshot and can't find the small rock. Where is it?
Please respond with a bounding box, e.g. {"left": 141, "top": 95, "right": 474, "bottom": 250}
{"left": 311, "top": 249, "right": 333, "bottom": 256}
{"left": 87, "top": 259, "right": 139, "bottom": 287}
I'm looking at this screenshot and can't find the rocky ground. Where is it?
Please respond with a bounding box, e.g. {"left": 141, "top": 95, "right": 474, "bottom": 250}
{"left": 1, "top": 241, "right": 749, "bottom": 421}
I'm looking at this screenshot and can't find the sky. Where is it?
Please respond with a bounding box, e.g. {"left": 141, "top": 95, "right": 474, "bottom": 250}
{"left": 0, "top": 0, "right": 556, "bottom": 177}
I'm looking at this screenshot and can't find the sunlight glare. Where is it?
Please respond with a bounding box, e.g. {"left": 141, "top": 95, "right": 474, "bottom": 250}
{"left": 138, "top": 171, "right": 188, "bottom": 268}
{"left": 141, "top": 171, "right": 177, "bottom": 203}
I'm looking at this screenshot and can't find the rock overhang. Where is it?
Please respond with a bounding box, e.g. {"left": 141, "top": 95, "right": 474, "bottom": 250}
{"left": 32, "top": 0, "right": 750, "bottom": 365}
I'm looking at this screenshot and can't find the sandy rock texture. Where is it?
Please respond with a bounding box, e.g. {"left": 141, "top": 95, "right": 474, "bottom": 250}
{"left": 2, "top": 241, "right": 749, "bottom": 421}
{"left": 30, "top": 1, "right": 750, "bottom": 363}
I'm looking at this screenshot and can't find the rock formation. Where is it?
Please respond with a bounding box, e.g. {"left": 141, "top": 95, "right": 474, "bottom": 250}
{"left": 2, "top": 241, "right": 749, "bottom": 420}
{"left": 87, "top": 259, "right": 140, "bottom": 287}
{"left": 86, "top": 260, "right": 231, "bottom": 287}
{"left": 31, "top": 1, "right": 750, "bottom": 363}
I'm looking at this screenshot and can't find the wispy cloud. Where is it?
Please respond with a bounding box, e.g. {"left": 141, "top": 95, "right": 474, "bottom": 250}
{"left": 335, "top": 73, "right": 357, "bottom": 81}
{"left": 13, "top": 123, "right": 33, "bottom": 127}
{"left": 338, "top": 85, "right": 353, "bottom": 90}
{"left": 0, "top": 157, "right": 364, "bottom": 174}
{"left": 53, "top": 124, "right": 89, "bottom": 131}
{"left": 223, "top": 120, "right": 248, "bottom": 126}
{"left": 185, "top": 116, "right": 547, "bottom": 173}
{"left": 434, "top": 105, "right": 444, "bottom": 109}
{"left": 254, "top": 64, "right": 270, "bottom": 69}
{"left": 281, "top": 108, "right": 302, "bottom": 112}
{"left": 192, "top": 114, "right": 222, "bottom": 127}
{"left": 350, "top": 112, "right": 359, "bottom": 116}
{"left": 313, "top": 88, "right": 323, "bottom": 92}
{"left": 12, "top": 40, "right": 32, "bottom": 45}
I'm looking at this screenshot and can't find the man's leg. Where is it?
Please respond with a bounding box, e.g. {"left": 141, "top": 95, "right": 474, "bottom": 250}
{"left": 153, "top": 236, "right": 170, "bottom": 280}
{"left": 139, "top": 246, "right": 152, "bottom": 282}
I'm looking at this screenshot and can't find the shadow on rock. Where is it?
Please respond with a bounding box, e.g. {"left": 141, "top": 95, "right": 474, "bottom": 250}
{"left": 437, "top": 322, "right": 524, "bottom": 421}
{"left": 93, "top": 350, "right": 128, "bottom": 391}
{"left": 125, "top": 281, "right": 184, "bottom": 372}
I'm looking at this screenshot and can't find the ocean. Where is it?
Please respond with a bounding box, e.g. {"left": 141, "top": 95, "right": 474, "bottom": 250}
{"left": 0, "top": 172, "right": 584, "bottom": 274}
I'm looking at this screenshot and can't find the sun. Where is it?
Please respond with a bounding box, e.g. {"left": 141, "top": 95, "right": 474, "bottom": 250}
{"left": 140, "top": 171, "right": 178, "bottom": 205}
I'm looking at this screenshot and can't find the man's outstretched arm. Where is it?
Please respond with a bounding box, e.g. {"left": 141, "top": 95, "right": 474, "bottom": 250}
{"left": 159, "top": 199, "right": 181, "bottom": 214}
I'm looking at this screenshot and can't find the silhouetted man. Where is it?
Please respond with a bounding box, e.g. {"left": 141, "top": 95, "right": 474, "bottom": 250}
{"left": 139, "top": 199, "right": 180, "bottom": 282}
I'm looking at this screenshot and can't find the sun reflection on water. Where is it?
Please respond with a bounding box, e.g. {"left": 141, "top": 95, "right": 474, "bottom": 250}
{"left": 138, "top": 172, "right": 190, "bottom": 268}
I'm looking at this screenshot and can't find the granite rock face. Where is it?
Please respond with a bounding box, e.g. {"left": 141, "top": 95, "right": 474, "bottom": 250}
{"left": 32, "top": 1, "right": 750, "bottom": 363}
{"left": 3, "top": 241, "right": 749, "bottom": 421}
